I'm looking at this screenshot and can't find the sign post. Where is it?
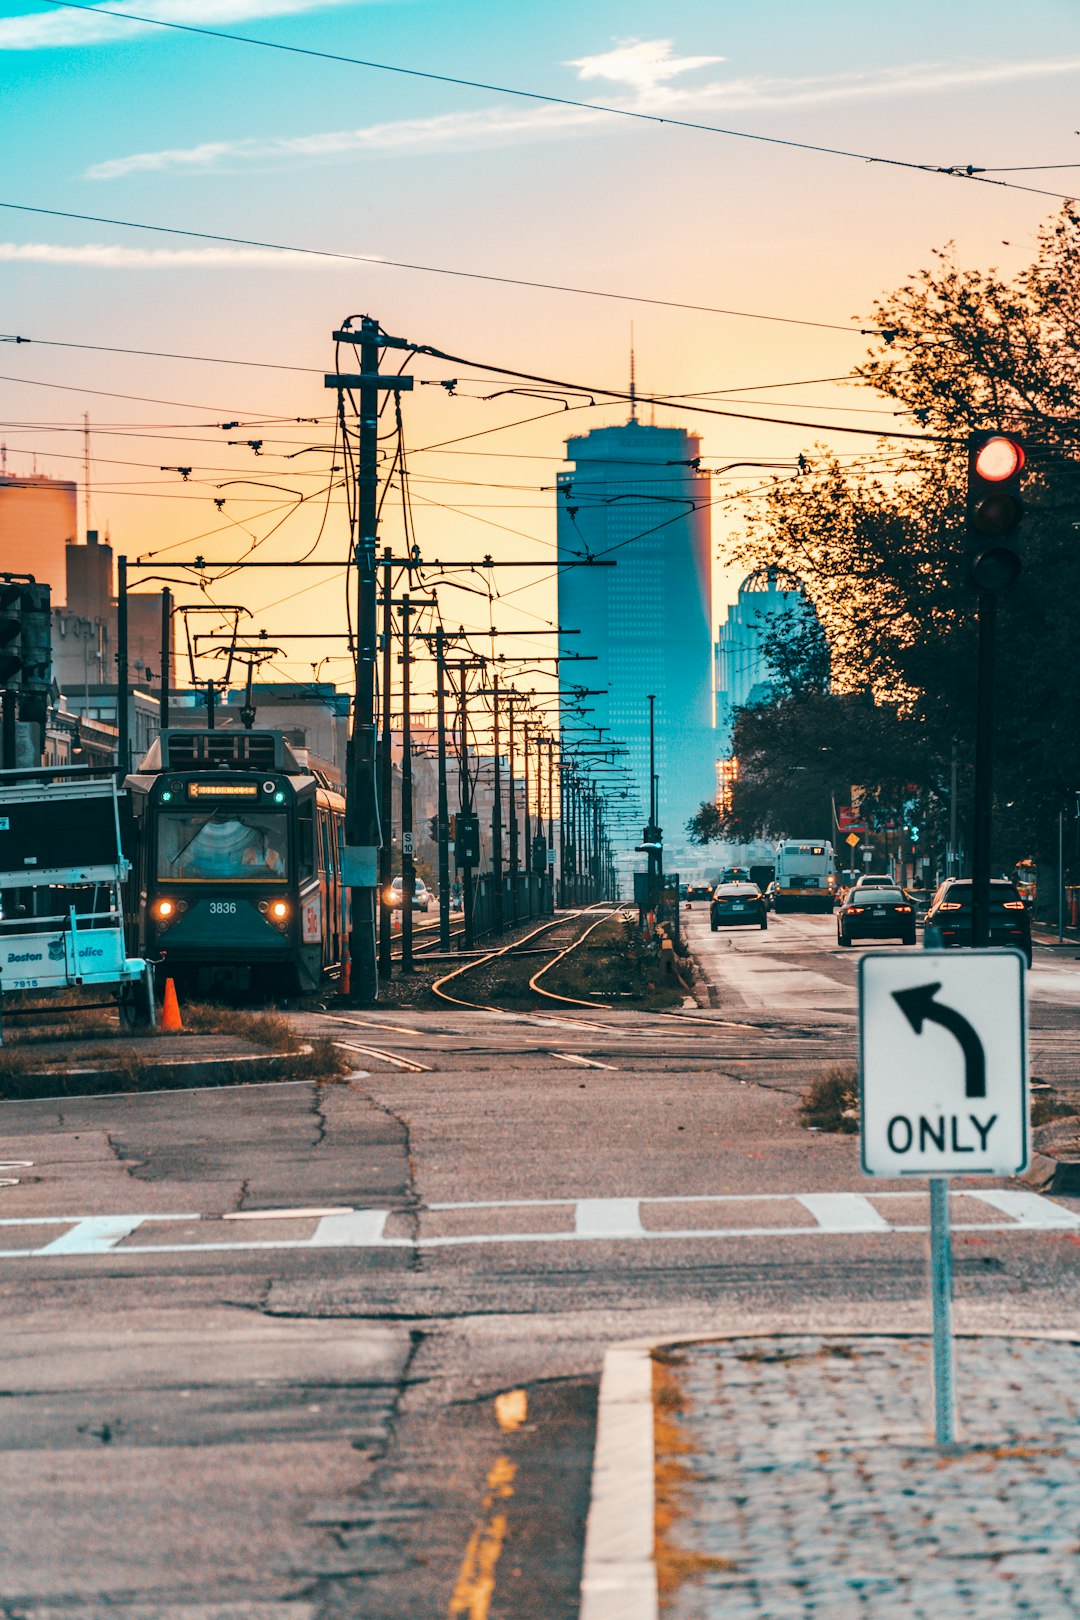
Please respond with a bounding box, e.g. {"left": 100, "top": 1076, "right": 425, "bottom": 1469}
{"left": 859, "top": 947, "right": 1028, "bottom": 1445}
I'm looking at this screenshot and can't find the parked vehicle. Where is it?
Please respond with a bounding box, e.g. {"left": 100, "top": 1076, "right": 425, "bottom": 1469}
{"left": 773, "top": 839, "right": 835, "bottom": 913}
{"left": 837, "top": 885, "right": 916, "bottom": 947}
{"left": 924, "top": 878, "right": 1032, "bottom": 965}
{"left": 710, "top": 881, "right": 768, "bottom": 931}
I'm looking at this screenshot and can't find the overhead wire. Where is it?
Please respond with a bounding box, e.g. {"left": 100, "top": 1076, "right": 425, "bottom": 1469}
{"left": 38, "top": 2, "right": 1080, "bottom": 204}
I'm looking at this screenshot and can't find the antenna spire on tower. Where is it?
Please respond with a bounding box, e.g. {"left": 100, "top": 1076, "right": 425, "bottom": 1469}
{"left": 629, "top": 323, "right": 637, "bottom": 422}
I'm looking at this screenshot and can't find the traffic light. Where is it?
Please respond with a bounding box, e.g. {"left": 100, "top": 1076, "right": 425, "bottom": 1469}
{"left": 454, "top": 811, "right": 480, "bottom": 867}
{"left": 0, "top": 581, "right": 22, "bottom": 686}
{"left": 18, "top": 582, "right": 51, "bottom": 728}
{"left": 427, "top": 813, "right": 439, "bottom": 841}
{"left": 967, "top": 431, "right": 1024, "bottom": 591}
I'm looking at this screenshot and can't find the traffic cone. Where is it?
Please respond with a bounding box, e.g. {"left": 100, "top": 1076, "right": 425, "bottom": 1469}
{"left": 161, "top": 977, "right": 183, "bottom": 1033}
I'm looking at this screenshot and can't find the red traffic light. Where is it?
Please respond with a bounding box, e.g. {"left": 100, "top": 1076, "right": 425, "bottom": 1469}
{"left": 973, "top": 435, "right": 1025, "bottom": 483}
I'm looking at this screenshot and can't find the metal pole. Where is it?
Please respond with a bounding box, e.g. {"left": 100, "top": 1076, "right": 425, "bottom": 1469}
{"left": 929, "top": 1177, "right": 956, "bottom": 1446}
{"left": 159, "top": 587, "right": 171, "bottom": 732}
{"left": 341, "top": 317, "right": 382, "bottom": 1002}
{"left": 400, "top": 594, "right": 414, "bottom": 973}
{"left": 459, "top": 667, "right": 475, "bottom": 950}
{"left": 378, "top": 550, "right": 394, "bottom": 980}
{"left": 435, "top": 625, "right": 450, "bottom": 949}
{"left": 117, "top": 554, "right": 129, "bottom": 776}
{"left": 1059, "top": 808, "right": 1065, "bottom": 946}
{"left": 949, "top": 741, "right": 959, "bottom": 877}
{"left": 971, "top": 592, "right": 996, "bottom": 949}
{"left": 492, "top": 673, "right": 504, "bottom": 933}
{"left": 508, "top": 700, "right": 519, "bottom": 922}
{"left": 646, "top": 692, "right": 657, "bottom": 907}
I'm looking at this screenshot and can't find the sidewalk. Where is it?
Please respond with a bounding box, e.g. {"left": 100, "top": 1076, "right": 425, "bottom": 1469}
{"left": 583, "top": 1332, "right": 1080, "bottom": 1620}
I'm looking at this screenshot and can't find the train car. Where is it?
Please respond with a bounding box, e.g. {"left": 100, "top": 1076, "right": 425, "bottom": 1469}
{"left": 126, "top": 728, "right": 346, "bottom": 995}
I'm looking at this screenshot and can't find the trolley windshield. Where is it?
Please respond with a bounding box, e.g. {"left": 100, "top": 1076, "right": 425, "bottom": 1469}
{"left": 157, "top": 811, "right": 287, "bottom": 881}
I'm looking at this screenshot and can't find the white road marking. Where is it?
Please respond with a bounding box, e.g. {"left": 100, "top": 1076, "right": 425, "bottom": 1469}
{"left": 965, "top": 1189, "right": 1080, "bottom": 1228}
{"left": 575, "top": 1199, "right": 646, "bottom": 1239}
{"left": 320, "top": 1013, "right": 450, "bottom": 1040}
{"left": 0, "top": 1189, "right": 1074, "bottom": 1258}
{"left": 797, "top": 1193, "right": 892, "bottom": 1233}
{"left": 223, "top": 1205, "right": 353, "bottom": 1221}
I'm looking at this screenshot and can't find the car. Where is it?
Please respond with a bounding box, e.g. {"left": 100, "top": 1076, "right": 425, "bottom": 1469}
{"left": 718, "top": 866, "right": 752, "bottom": 885}
{"left": 710, "top": 881, "right": 768, "bottom": 931}
{"left": 923, "top": 878, "right": 1032, "bottom": 965}
{"left": 763, "top": 880, "right": 780, "bottom": 912}
{"left": 854, "top": 873, "right": 897, "bottom": 889}
{"left": 385, "top": 876, "right": 433, "bottom": 913}
{"left": 683, "top": 883, "right": 713, "bottom": 906}
{"left": 837, "top": 885, "right": 916, "bottom": 947}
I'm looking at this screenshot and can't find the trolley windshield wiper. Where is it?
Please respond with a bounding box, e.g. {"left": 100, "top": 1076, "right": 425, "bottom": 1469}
{"left": 168, "top": 811, "right": 227, "bottom": 874}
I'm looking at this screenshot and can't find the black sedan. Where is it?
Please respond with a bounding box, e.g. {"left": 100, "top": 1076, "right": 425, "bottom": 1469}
{"left": 923, "top": 878, "right": 1032, "bottom": 965}
{"left": 837, "top": 886, "right": 916, "bottom": 947}
{"left": 710, "top": 882, "right": 768, "bottom": 930}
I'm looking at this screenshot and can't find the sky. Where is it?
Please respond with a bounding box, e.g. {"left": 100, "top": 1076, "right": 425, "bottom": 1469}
{"left": 2, "top": 0, "right": 1080, "bottom": 712}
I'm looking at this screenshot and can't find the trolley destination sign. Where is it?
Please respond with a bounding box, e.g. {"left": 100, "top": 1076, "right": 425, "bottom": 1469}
{"left": 858, "top": 949, "right": 1029, "bottom": 1178}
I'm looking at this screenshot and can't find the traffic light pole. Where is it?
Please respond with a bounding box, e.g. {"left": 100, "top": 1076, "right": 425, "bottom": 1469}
{"left": 458, "top": 668, "right": 475, "bottom": 950}
{"left": 971, "top": 591, "right": 996, "bottom": 950}
{"left": 400, "top": 593, "right": 415, "bottom": 974}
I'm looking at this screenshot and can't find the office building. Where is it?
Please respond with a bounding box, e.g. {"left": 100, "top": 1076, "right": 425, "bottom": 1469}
{"left": 714, "top": 567, "right": 829, "bottom": 752}
{"left": 0, "top": 473, "right": 77, "bottom": 598}
{"left": 557, "top": 419, "right": 713, "bottom": 883}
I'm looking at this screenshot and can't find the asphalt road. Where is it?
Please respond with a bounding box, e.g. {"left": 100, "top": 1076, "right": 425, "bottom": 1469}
{"left": 2, "top": 908, "right": 1079, "bottom": 1617}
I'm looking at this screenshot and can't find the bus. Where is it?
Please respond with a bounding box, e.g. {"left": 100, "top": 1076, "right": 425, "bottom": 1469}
{"left": 773, "top": 839, "right": 836, "bottom": 913}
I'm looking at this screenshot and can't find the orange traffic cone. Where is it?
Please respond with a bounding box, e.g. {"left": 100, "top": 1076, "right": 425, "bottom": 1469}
{"left": 161, "top": 977, "right": 183, "bottom": 1032}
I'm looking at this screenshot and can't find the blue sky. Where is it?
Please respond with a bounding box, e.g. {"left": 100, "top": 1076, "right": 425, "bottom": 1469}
{"left": 2, "top": 0, "right": 1080, "bottom": 683}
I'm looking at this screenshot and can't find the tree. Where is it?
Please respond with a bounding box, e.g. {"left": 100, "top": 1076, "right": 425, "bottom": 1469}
{"left": 728, "top": 206, "right": 1080, "bottom": 873}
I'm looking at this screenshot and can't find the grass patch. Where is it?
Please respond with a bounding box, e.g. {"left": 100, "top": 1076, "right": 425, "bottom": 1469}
{"left": 541, "top": 914, "right": 687, "bottom": 1009}
{"left": 1031, "top": 1093, "right": 1080, "bottom": 1127}
{"left": 799, "top": 1064, "right": 860, "bottom": 1134}
{"left": 183, "top": 1003, "right": 297, "bottom": 1052}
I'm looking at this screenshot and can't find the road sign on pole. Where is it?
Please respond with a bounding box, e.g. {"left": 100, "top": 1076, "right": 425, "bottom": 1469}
{"left": 859, "top": 949, "right": 1028, "bottom": 1178}
{"left": 860, "top": 946, "right": 1029, "bottom": 1446}
{"left": 845, "top": 832, "right": 860, "bottom": 848}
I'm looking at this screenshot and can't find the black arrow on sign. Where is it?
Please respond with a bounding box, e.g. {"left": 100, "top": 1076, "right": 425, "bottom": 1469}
{"left": 892, "top": 982, "right": 986, "bottom": 1099}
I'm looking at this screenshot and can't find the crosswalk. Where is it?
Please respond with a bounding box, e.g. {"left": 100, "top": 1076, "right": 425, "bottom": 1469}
{"left": 0, "top": 1188, "right": 1076, "bottom": 1258}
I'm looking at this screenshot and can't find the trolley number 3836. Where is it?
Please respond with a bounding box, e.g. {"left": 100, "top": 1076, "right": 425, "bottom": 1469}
{"left": 209, "top": 901, "right": 238, "bottom": 915}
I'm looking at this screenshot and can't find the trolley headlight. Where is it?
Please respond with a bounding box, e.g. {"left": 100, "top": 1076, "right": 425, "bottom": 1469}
{"left": 154, "top": 898, "right": 175, "bottom": 921}
{"left": 270, "top": 900, "right": 289, "bottom": 921}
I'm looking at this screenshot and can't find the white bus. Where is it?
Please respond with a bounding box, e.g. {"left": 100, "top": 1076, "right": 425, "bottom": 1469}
{"left": 773, "top": 839, "right": 836, "bottom": 913}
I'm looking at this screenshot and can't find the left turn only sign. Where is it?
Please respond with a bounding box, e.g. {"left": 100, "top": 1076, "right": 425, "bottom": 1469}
{"left": 859, "top": 949, "right": 1029, "bottom": 1177}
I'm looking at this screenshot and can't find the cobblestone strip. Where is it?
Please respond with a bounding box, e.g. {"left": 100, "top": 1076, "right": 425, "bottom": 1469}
{"left": 658, "top": 1334, "right": 1080, "bottom": 1619}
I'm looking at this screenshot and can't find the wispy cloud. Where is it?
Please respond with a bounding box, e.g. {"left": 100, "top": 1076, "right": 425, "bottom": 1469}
{"left": 0, "top": 0, "right": 360, "bottom": 51}
{"left": 568, "top": 38, "right": 725, "bottom": 94}
{"left": 82, "top": 44, "right": 1080, "bottom": 182}
{"left": 0, "top": 241, "right": 359, "bottom": 267}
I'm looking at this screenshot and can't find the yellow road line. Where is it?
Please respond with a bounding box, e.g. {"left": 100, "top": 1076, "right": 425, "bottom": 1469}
{"left": 448, "top": 1454, "right": 517, "bottom": 1620}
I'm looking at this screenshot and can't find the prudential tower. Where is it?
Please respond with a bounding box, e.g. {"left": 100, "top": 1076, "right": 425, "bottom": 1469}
{"left": 556, "top": 417, "right": 713, "bottom": 883}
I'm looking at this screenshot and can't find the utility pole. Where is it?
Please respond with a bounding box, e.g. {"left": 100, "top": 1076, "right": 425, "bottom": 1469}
{"left": 399, "top": 594, "right": 415, "bottom": 972}
{"left": 379, "top": 548, "right": 394, "bottom": 980}
{"left": 117, "top": 554, "right": 129, "bottom": 777}
{"left": 435, "top": 625, "right": 451, "bottom": 950}
{"left": 159, "top": 587, "right": 172, "bottom": 732}
{"left": 326, "top": 316, "right": 414, "bottom": 1003}
{"left": 491, "top": 672, "right": 504, "bottom": 932}
{"left": 458, "top": 666, "right": 475, "bottom": 949}
{"left": 507, "top": 696, "right": 520, "bottom": 922}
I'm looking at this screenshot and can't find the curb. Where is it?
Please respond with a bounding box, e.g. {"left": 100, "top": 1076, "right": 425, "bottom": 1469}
{"left": 578, "top": 1325, "right": 1080, "bottom": 1620}
{"left": 1020, "top": 1149, "right": 1080, "bottom": 1195}
{"left": 0, "top": 1048, "right": 324, "bottom": 1101}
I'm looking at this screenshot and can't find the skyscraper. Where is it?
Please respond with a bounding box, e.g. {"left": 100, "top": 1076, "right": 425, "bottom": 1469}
{"left": 557, "top": 419, "right": 713, "bottom": 882}
{"left": 715, "top": 568, "right": 829, "bottom": 752}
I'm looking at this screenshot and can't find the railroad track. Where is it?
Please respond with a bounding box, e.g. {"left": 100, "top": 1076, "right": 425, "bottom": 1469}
{"left": 431, "top": 904, "right": 618, "bottom": 1020}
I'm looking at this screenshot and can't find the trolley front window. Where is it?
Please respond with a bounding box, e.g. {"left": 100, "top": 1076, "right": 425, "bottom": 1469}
{"left": 157, "top": 812, "right": 287, "bottom": 881}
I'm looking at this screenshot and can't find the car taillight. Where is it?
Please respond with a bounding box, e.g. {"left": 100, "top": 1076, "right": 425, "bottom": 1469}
{"left": 847, "top": 906, "right": 864, "bottom": 915}
{"left": 937, "top": 902, "right": 962, "bottom": 911}
{"left": 896, "top": 905, "right": 912, "bottom": 913}
{"left": 1002, "top": 900, "right": 1025, "bottom": 911}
